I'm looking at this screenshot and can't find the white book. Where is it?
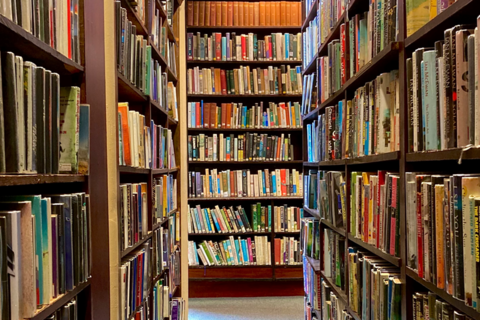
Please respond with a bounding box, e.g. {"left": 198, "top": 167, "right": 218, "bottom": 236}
{"left": 197, "top": 247, "right": 208, "bottom": 265}
{"left": 219, "top": 134, "right": 224, "bottom": 161}
{"left": 253, "top": 174, "right": 259, "bottom": 197}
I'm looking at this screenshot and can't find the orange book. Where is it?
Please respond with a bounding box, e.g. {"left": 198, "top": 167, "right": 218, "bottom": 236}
{"left": 198, "top": 1, "right": 205, "bottom": 26}
{"left": 214, "top": 68, "right": 222, "bottom": 94}
{"left": 286, "top": 2, "right": 291, "bottom": 26}
{"left": 254, "top": 2, "right": 259, "bottom": 26}
{"left": 221, "top": 2, "right": 228, "bottom": 26}
{"left": 238, "top": 2, "right": 244, "bottom": 26}
{"left": 227, "top": 2, "right": 234, "bottom": 26}
{"left": 187, "top": 1, "right": 194, "bottom": 26}
{"left": 211, "top": 103, "right": 217, "bottom": 128}
{"left": 205, "top": 1, "right": 211, "bottom": 26}
{"left": 193, "top": 1, "right": 200, "bottom": 26}
{"left": 226, "top": 103, "right": 232, "bottom": 128}
{"left": 274, "top": 238, "right": 281, "bottom": 264}
{"left": 244, "top": 2, "right": 249, "bottom": 26}
{"left": 249, "top": 3, "right": 254, "bottom": 26}
{"left": 210, "top": 1, "right": 216, "bottom": 26}
{"left": 280, "top": 2, "right": 286, "bottom": 26}
{"left": 296, "top": 3, "right": 301, "bottom": 26}
{"left": 118, "top": 103, "right": 132, "bottom": 166}
{"left": 265, "top": 2, "right": 271, "bottom": 26}
{"left": 435, "top": 184, "right": 445, "bottom": 289}
{"left": 233, "top": 1, "right": 239, "bottom": 26}
{"left": 216, "top": 2, "right": 222, "bottom": 26}
{"left": 221, "top": 103, "right": 227, "bottom": 128}
{"left": 233, "top": 69, "right": 239, "bottom": 94}
{"left": 275, "top": 2, "right": 280, "bottom": 26}
{"left": 290, "top": 2, "right": 297, "bottom": 26}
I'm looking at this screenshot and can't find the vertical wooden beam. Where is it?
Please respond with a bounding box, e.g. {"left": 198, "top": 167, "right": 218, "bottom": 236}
{"left": 84, "top": 0, "right": 119, "bottom": 319}
{"left": 177, "top": 0, "right": 190, "bottom": 316}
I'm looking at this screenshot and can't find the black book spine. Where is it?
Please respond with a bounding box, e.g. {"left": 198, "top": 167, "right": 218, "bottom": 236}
{"left": 45, "top": 70, "right": 52, "bottom": 173}
{"left": 35, "top": 66, "right": 45, "bottom": 173}
{"left": 435, "top": 41, "right": 444, "bottom": 150}
{"left": 0, "top": 52, "right": 4, "bottom": 173}
{"left": 452, "top": 175, "right": 464, "bottom": 299}
{"left": 51, "top": 73, "right": 60, "bottom": 174}
{"left": 414, "top": 49, "right": 424, "bottom": 152}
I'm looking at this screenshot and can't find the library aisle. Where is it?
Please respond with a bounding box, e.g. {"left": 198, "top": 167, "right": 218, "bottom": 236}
{"left": 189, "top": 296, "right": 304, "bottom": 320}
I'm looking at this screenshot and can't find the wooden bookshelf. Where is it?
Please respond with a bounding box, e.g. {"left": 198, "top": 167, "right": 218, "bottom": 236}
{"left": 301, "top": 0, "right": 480, "bottom": 319}
{"left": 185, "top": 0, "right": 304, "bottom": 296}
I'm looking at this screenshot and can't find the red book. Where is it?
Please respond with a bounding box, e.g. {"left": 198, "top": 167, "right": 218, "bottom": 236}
{"left": 241, "top": 35, "right": 247, "bottom": 60}
{"left": 268, "top": 39, "right": 273, "bottom": 60}
{"left": 221, "top": 103, "right": 227, "bottom": 127}
{"left": 215, "top": 33, "right": 222, "bottom": 60}
{"left": 280, "top": 169, "right": 286, "bottom": 196}
{"left": 136, "top": 253, "right": 143, "bottom": 307}
{"left": 376, "top": 171, "right": 386, "bottom": 248}
{"left": 210, "top": 2, "right": 216, "bottom": 26}
{"left": 204, "top": 103, "right": 210, "bottom": 128}
{"left": 389, "top": 176, "right": 398, "bottom": 255}
{"left": 196, "top": 102, "right": 201, "bottom": 128}
{"left": 274, "top": 238, "right": 281, "bottom": 264}
{"left": 211, "top": 103, "right": 217, "bottom": 128}
{"left": 340, "top": 23, "right": 346, "bottom": 85}
{"left": 220, "top": 70, "right": 227, "bottom": 95}
{"left": 417, "top": 191, "right": 424, "bottom": 278}
{"left": 226, "top": 103, "right": 232, "bottom": 128}
{"left": 284, "top": 103, "right": 290, "bottom": 127}
{"left": 118, "top": 104, "right": 132, "bottom": 166}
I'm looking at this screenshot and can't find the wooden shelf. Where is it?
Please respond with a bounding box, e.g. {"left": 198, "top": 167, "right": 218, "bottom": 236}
{"left": 28, "top": 280, "right": 90, "bottom": 320}
{"left": 275, "top": 231, "right": 300, "bottom": 236}
{"left": 0, "top": 174, "right": 87, "bottom": 187}
{"left": 186, "top": 26, "right": 301, "bottom": 32}
{"left": 318, "top": 11, "right": 345, "bottom": 56}
{"left": 188, "top": 196, "right": 303, "bottom": 201}
{"left": 121, "top": 234, "right": 153, "bottom": 258}
{"left": 304, "top": 256, "right": 320, "bottom": 273}
{"left": 118, "top": 73, "right": 148, "bottom": 102}
{"left": 303, "top": 206, "right": 320, "bottom": 219}
{"left": 189, "top": 232, "right": 271, "bottom": 236}
{"left": 406, "top": 268, "right": 480, "bottom": 319}
{"left": 405, "top": 0, "right": 477, "bottom": 49}
{"left": 150, "top": 43, "right": 169, "bottom": 68}
{"left": 187, "top": 94, "right": 303, "bottom": 99}
{"left": 151, "top": 167, "right": 179, "bottom": 175}
{"left": 187, "top": 127, "right": 303, "bottom": 132}
{"left": 302, "top": 107, "right": 319, "bottom": 122}
{"left": 119, "top": 166, "right": 150, "bottom": 174}
{"left": 321, "top": 219, "right": 346, "bottom": 237}
{"left": 189, "top": 265, "right": 272, "bottom": 269}
{"left": 347, "top": 0, "right": 369, "bottom": 18}
{"left": 150, "top": 98, "right": 169, "bottom": 117}
{"left": 319, "top": 159, "right": 346, "bottom": 166}
{"left": 406, "top": 148, "right": 480, "bottom": 162}
{"left": 301, "top": 0, "right": 318, "bottom": 31}
{"left": 303, "top": 162, "right": 318, "bottom": 167}
{"left": 347, "top": 234, "right": 401, "bottom": 267}
{"left": 167, "top": 66, "right": 178, "bottom": 82}
{"left": 188, "top": 60, "right": 302, "bottom": 66}
{"left": 155, "top": 0, "right": 168, "bottom": 18}
{"left": 0, "top": 15, "right": 84, "bottom": 75}
{"left": 320, "top": 273, "right": 348, "bottom": 304}
{"left": 302, "top": 52, "right": 317, "bottom": 76}
{"left": 347, "top": 151, "right": 400, "bottom": 165}
{"left": 189, "top": 160, "right": 303, "bottom": 165}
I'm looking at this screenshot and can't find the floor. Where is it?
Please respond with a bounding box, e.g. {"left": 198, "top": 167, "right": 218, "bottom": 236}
{"left": 188, "top": 296, "right": 304, "bottom": 320}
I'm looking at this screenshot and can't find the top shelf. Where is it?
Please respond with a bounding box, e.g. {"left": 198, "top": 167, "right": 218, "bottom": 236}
{"left": 0, "top": 15, "right": 83, "bottom": 75}
{"left": 186, "top": 26, "right": 301, "bottom": 32}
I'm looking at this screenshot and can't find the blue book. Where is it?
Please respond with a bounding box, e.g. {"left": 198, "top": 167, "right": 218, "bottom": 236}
{"left": 217, "top": 176, "right": 221, "bottom": 195}
{"left": 241, "top": 240, "right": 249, "bottom": 263}
{"left": 222, "top": 37, "right": 227, "bottom": 60}
{"left": 226, "top": 137, "right": 231, "bottom": 159}
{"left": 222, "top": 241, "right": 231, "bottom": 265}
{"left": 306, "top": 124, "right": 312, "bottom": 162}
{"left": 253, "top": 34, "right": 258, "bottom": 59}
{"left": 234, "top": 239, "right": 242, "bottom": 264}
{"left": 272, "top": 173, "right": 277, "bottom": 194}
{"left": 387, "top": 277, "right": 393, "bottom": 319}
{"left": 421, "top": 61, "right": 427, "bottom": 148}
{"left": 423, "top": 51, "right": 438, "bottom": 151}
{"left": 285, "top": 34, "right": 289, "bottom": 60}
{"left": 234, "top": 210, "right": 245, "bottom": 231}
{"left": 259, "top": 137, "right": 264, "bottom": 159}
{"left": 203, "top": 209, "right": 213, "bottom": 232}
{"left": 262, "top": 171, "right": 267, "bottom": 195}
{"left": 201, "top": 100, "right": 204, "bottom": 127}
{"left": 242, "top": 106, "right": 247, "bottom": 128}
{"left": 193, "top": 241, "right": 199, "bottom": 264}
{"left": 210, "top": 209, "right": 221, "bottom": 233}
{"left": 153, "top": 286, "right": 158, "bottom": 319}
{"left": 209, "top": 175, "right": 213, "bottom": 196}
{"left": 268, "top": 205, "right": 272, "bottom": 231}
{"left": 194, "top": 207, "right": 203, "bottom": 233}
{"left": 191, "top": 102, "right": 196, "bottom": 127}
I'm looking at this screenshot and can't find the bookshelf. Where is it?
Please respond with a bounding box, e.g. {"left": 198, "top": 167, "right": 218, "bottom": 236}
{"left": 301, "top": 0, "right": 480, "bottom": 320}
{"left": 185, "top": 0, "right": 305, "bottom": 297}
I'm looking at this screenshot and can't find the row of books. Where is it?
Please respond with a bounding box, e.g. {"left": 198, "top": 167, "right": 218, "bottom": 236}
{"left": 303, "top": 256, "right": 321, "bottom": 311}
{"left": 323, "top": 229, "right": 346, "bottom": 290}
{"left": 348, "top": 1, "right": 399, "bottom": 78}
{"left": 318, "top": 171, "right": 346, "bottom": 227}
{"left": 406, "top": 0, "right": 458, "bottom": 37}
{"left": 151, "top": 5, "right": 178, "bottom": 76}
{"left": 187, "top": 133, "right": 296, "bottom": 162}
{"left": 152, "top": 279, "right": 170, "bottom": 320}
{"left": 118, "top": 103, "right": 176, "bottom": 169}
{"left": 2, "top": 0, "right": 81, "bottom": 63}
{"left": 0, "top": 193, "right": 91, "bottom": 318}
{"left": 153, "top": 174, "right": 178, "bottom": 223}
{"left": 412, "top": 291, "right": 476, "bottom": 320}
{"left": 187, "top": 101, "right": 303, "bottom": 129}
{"left": 152, "top": 227, "right": 170, "bottom": 280}
{"left": 301, "top": 218, "right": 320, "bottom": 260}
{"left": 187, "top": 32, "right": 302, "bottom": 62}
{"left": 188, "top": 236, "right": 272, "bottom": 266}
{"left": 303, "top": 16, "right": 319, "bottom": 69}
{"left": 406, "top": 173, "right": 480, "bottom": 311}
{"left": 407, "top": 20, "right": 480, "bottom": 152}
{"left": 120, "top": 241, "right": 151, "bottom": 320}
{"left": 188, "top": 204, "right": 302, "bottom": 234}
{"left": 43, "top": 298, "right": 78, "bottom": 320}
{"left": 275, "top": 236, "right": 302, "bottom": 265}
{"left": 318, "top": 0, "right": 345, "bottom": 46}
{"left": 0, "top": 51, "right": 90, "bottom": 174}
{"left": 188, "top": 168, "right": 303, "bottom": 198}
{"left": 347, "top": 250, "right": 402, "bottom": 319}
{"left": 350, "top": 171, "right": 401, "bottom": 257}
{"left": 186, "top": 1, "right": 302, "bottom": 27}
{"left": 120, "top": 183, "right": 149, "bottom": 251}
{"left": 317, "top": 70, "right": 400, "bottom": 161}
{"left": 301, "top": 73, "right": 317, "bottom": 115}
{"left": 320, "top": 279, "right": 355, "bottom": 320}
{"left": 187, "top": 65, "right": 303, "bottom": 95}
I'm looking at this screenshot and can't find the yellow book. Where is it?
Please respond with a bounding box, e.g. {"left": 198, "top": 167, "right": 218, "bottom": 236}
{"left": 429, "top": 0, "right": 437, "bottom": 19}
{"left": 406, "top": 0, "right": 430, "bottom": 37}
{"left": 435, "top": 184, "right": 445, "bottom": 289}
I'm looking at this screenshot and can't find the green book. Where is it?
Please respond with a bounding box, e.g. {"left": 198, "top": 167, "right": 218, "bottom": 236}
{"left": 268, "top": 205, "right": 272, "bottom": 232}
{"left": 256, "top": 203, "right": 262, "bottom": 231}
{"left": 251, "top": 204, "right": 257, "bottom": 232}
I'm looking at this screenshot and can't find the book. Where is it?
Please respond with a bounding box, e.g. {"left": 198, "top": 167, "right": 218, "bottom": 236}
{"left": 274, "top": 236, "right": 302, "bottom": 265}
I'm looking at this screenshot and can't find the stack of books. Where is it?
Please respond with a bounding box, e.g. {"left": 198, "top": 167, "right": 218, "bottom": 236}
{"left": 412, "top": 291, "right": 475, "bottom": 319}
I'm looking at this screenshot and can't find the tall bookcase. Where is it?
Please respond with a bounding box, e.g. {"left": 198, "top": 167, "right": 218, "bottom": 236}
{"left": 301, "top": 0, "right": 480, "bottom": 319}
{"left": 185, "top": 0, "right": 306, "bottom": 297}
{"left": 114, "top": 0, "right": 185, "bottom": 318}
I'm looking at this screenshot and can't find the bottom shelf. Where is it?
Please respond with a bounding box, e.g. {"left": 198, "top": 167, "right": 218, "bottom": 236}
{"left": 189, "top": 264, "right": 302, "bottom": 280}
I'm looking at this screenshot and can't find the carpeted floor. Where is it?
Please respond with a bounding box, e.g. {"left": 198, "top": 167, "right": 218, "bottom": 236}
{"left": 189, "top": 296, "right": 304, "bottom": 320}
